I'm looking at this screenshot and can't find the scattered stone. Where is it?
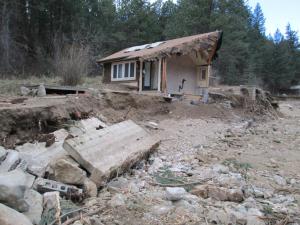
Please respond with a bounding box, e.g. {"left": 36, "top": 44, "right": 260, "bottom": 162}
{"left": 49, "top": 158, "right": 87, "bottom": 185}
{"left": 20, "top": 86, "right": 31, "bottom": 96}
{"left": 150, "top": 202, "right": 174, "bottom": 216}
{"left": 0, "top": 203, "right": 33, "bottom": 225}
{"left": 212, "top": 164, "right": 229, "bottom": 174}
{"left": 23, "top": 190, "right": 43, "bottom": 225}
{"left": 191, "top": 185, "right": 244, "bottom": 202}
{"left": 83, "top": 179, "right": 98, "bottom": 198}
{"left": 165, "top": 187, "right": 187, "bottom": 201}
{"left": 107, "top": 177, "right": 129, "bottom": 193}
{"left": 273, "top": 175, "right": 287, "bottom": 186}
{"left": 37, "top": 84, "right": 46, "bottom": 97}
{"left": 109, "top": 194, "right": 126, "bottom": 207}
{"left": 42, "top": 192, "right": 61, "bottom": 225}
{"left": 145, "top": 121, "right": 159, "bottom": 130}
{"left": 0, "top": 170, "right": 35, "bottom": 212}
{"left": 148, "top": 157, "right": 164, "bottom": 174}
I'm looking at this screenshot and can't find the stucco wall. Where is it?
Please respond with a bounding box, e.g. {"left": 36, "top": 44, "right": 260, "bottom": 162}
{"left": 166, "top": 55, "right": 198, "bottom": 95}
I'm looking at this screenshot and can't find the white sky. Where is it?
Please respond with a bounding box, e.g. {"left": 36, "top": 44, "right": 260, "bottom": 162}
{"left": 247, "top": 0, "right": 300, "bottom": 36}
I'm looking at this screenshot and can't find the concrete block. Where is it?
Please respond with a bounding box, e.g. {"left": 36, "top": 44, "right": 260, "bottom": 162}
{"left": 64, "top": 120, "right": 159, "bottom": 186}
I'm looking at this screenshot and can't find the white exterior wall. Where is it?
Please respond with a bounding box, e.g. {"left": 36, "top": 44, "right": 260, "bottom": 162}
{"left": 166, "top": 55, "right": 199, "bottom": 95}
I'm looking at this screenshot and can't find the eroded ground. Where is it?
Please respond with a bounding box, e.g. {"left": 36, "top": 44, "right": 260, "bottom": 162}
{"left": 89, "top": 100, "right": 300, "bottom": 225}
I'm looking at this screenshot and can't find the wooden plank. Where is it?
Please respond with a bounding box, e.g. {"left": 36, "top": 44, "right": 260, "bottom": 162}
{"left": 63, "top": 120, "right": 160, "bottom": 187}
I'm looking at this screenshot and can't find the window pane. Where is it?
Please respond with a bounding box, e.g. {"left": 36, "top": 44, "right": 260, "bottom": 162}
{"left": 124, "top": 63, "right": 129, "bottom": 77}
{"left": 201, "top": 69, "right": 206, "bottom": 80}
{"left": 118, "top": 64, "right": 123, "bottom": 78}
{"left": 130, "top": 63, "right": 135, "bottom": 77}
{"left": 113, "top": 65, "right": 117, "bottom": 78}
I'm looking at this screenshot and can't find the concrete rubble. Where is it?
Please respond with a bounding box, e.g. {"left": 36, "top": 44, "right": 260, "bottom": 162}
{"left": 63, "top": 120, "right": 160, "bottom": 186}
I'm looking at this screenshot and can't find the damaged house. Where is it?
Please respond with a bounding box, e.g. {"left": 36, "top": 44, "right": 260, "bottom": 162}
{"left": 97, "top": 31, "right": 223, "bottom": 96}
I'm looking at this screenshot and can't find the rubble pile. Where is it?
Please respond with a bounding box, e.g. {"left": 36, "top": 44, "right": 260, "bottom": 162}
{"left": 0, "top": 117, "right": 159, "bottom": 225}
{"left": 0, "top": 99, "right": 299, "bottom": 225}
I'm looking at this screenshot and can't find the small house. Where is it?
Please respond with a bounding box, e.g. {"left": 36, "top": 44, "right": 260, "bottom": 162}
{"left": 97, "top": 31, "right": 223, "bottom": 96}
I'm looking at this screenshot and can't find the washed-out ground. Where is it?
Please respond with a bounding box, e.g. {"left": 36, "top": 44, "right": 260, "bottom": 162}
{"left": 84, "top": 99, "right": 300, "bottom": 225}
{"left": 0, "top": 84, "right": 299, "bottom": 224}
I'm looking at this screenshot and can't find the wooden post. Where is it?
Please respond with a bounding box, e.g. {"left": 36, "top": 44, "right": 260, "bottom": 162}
{"left": 139, "top": 60, "right": 143, "bottom": 92}
{"left": 157, "top": 58, "right": 162, "bottom": 92}
{"left": 162, "top": 58, "right": 167, "bottom": 93}
{"left": 207, "top": 64, "right": 212, "bottom": 87}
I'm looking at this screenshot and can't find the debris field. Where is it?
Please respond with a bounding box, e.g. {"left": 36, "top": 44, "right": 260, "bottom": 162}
{"left": 0, "top": 88, "right": 299, "bottom": 225}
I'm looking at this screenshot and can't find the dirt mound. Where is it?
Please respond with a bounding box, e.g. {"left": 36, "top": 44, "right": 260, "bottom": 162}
{"left": 0, "top": 92, "right": 171, "bottom": 148}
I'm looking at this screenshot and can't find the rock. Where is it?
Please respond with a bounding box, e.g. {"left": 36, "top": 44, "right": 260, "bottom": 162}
{"left": 150, "top": 202, "right": 174, "bottom": 216}
{"left": 216, "top": 173, "right": 245, "bottom": 188}
{"left": 23, "top": 190, "right": 43, "bottom": 225}
{"left": 20, "top": 86, "right": 31, "bottom": 96}
{"left": 42, "top": 192, "right": 61, "bottom": 224}
{"left": 246, "top": 208, "right": 264, "bottom": 225}
{"left": 190, "top": 185, "right": 209, "bottom": 199}
{"left": 165, "top": 187, "right": 187, "bottom": 201}
{"left": 0, "top": 170, "right": 35, "bottom": 212}
{"left": 192, "top": 185, "right": 244, "bottom": 202}
{"left": 50, "top": 158, "right": 87, "bottom": 185}
{"left": 273, "top": 175, "right": 287, "bottom": 186}
{"left": 207, "top": 208, "right": 236, "bottom": 225}
{"left": 0, "top": 146, "right": 7, "bottom": 161}
{"left": 64, "top": 120, "right": 160, "bottom": 187}
{"left": 109, "top": 194, "right": 126, "bottom": 207}
{"left": 83, "top": 179, "right": 98, "bottom": 198}
{"left": 0, "top": 150, "right": 20, "bottom": 172}
{"left": 90, "top": 215, "right": 104, "bottom": 225}
{"left": 212, "top": 164, "right": 229, "bottom": 174}
{"left": 148, "top": 157, "right": 164, "bottom": 174}
{"left": 107, "top": 177, "right": 129, "bottom": 193}
{"left": 37, "top": 84, "right": 46, "bottom": 97}
{"left": 69, "top": 117, "right": 108, "bottom": 136}
{"left": 0, "top": 203, "right": 33, "bottom": 225}
{"left": 72, "top": 221, "right": 83, "bottom": 225}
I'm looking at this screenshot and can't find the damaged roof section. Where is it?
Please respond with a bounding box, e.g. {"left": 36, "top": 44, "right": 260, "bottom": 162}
{"left": 98, "top": 31, "right": 223, "bottom": 63}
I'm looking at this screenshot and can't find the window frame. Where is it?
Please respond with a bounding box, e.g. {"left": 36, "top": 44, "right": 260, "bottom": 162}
{"left": 111, "top": 61, "right": 136, "bottom": 81}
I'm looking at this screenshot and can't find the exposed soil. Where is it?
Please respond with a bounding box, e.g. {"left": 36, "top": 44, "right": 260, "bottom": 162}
{"left": 0, "top": 90, "right": 246, "bottom": 148}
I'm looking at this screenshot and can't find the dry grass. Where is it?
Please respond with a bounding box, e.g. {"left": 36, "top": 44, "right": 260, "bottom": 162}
{"left": 0, "top": 76, "right": 104, "bottom": 96}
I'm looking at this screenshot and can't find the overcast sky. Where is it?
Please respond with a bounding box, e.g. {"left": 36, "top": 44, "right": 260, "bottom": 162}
{"left": 247, "top": 0, "right": 300, "bottom": 36}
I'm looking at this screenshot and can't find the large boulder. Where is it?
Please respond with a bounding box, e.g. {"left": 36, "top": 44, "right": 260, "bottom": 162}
{"left": 0, "top": 203, "right": 33, "bottom": 225}
{"left": 0, "top": 170, "right": 35, "bottom": 212}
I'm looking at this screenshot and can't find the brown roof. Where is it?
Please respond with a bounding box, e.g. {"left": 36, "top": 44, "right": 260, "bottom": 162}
{"left": 97, "top": 31, "right": 223, "bottom": 63}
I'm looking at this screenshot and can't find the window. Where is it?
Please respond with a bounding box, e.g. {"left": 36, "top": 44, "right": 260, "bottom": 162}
{"left": 111, "top": 61, "right": 136, "bottom": 81}
{"left": 201, "top": 68, "right": 207, "bottom": 80}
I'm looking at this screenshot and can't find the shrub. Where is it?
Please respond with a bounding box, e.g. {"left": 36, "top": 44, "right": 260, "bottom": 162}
{"left": 54, "top": 45, "right": 90, "bottom": 86}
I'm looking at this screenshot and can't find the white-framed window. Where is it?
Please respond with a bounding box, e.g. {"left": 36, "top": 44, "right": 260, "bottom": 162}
{"left": 111, "top": 61, "right": 136, "bottom": 81}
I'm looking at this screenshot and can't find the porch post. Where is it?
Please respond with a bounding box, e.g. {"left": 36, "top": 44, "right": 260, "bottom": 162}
{"left": 157, "top": 58, "right": 162, "bottom": 92}
{"left": 139, "top": 60, "right": 143, "bottom": 92}
{"left": 207, "top": 64, "right": 212, "bottom": 87}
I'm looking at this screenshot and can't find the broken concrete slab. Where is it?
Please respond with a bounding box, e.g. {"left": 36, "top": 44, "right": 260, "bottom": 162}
{"left": 0, "top": 203, "right": 33, "bottom": 225}
{"left": 0, "top": 169, "right": 35, "bottom": 212}
{"left": 69, "top": 117, "right": 107, "bottom": 137}
{"left": 64, "top": 120, "right": 160, "bottom": 187}
{"left": 23, "top": 189, "right": 43, "bottom": 225}
{"left": 49, "top": 157, "right": 87, "bottom": 185}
